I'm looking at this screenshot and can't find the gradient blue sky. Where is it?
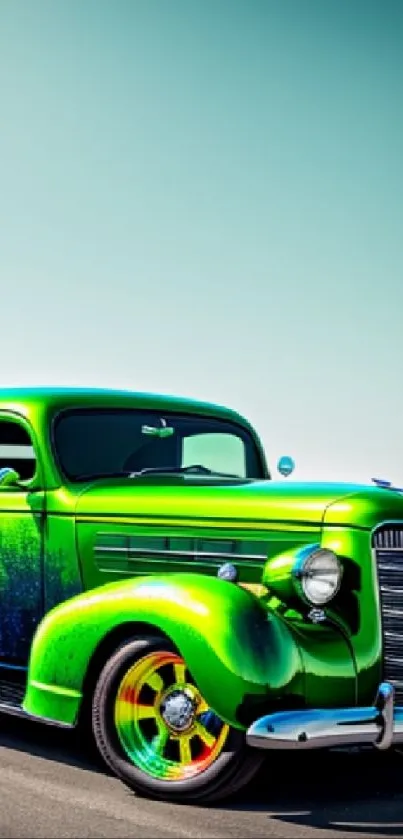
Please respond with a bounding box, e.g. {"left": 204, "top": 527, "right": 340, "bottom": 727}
{"left": 0, "top": 0, "right": 402, "bottom": 484}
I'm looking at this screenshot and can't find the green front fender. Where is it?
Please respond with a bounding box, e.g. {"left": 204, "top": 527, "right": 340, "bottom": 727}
{"left": 23, "top": 574, "right": 304, "bottom": 728}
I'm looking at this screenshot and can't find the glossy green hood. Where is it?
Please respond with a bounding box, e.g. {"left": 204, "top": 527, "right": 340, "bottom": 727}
{"left": 324, "top": 484, "right": 403, "bottom": 529}
{"left": 73, "top": 477, "right": 400, "bottom": 528}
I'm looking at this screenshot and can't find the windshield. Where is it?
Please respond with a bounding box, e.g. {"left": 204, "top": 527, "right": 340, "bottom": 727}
{"left": 52, "top": 408, "right": 266, "bottom": 482}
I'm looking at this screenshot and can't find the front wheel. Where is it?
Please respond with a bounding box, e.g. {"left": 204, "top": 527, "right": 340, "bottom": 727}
{"left": 91, "top": 635, "right": 263, "bottom": 804}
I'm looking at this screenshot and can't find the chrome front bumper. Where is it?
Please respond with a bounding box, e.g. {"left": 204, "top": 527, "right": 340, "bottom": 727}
{"left": 246, "top": 682, "right": 403, "bottom": 751}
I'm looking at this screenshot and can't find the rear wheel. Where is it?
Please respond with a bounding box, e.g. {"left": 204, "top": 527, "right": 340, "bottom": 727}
{"left": 91, "top": 635, "right": 263, "bottom": 804}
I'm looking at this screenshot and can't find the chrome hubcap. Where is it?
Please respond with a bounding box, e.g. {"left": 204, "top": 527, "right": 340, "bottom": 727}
{"left": 159, "top": 688, "right": 196, "bottom": 732}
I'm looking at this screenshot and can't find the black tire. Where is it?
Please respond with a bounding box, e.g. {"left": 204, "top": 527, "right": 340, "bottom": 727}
{"left": 91, "top": 635, "right": 264, "bottom": 804}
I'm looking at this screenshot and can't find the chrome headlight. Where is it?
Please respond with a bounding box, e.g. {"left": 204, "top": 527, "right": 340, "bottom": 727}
{"left": 292, "top": 548, "right": 342, "bottom": 606}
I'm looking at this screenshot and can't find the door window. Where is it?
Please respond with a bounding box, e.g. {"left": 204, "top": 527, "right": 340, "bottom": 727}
{"left": 0, "top": 419, "right": 36, "bottom": 481}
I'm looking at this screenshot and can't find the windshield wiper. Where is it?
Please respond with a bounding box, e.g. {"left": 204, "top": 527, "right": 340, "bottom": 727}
{"left": 73, "top": 465, "right": 244, "bottom": 482}
{"left": 74, "top": 470, "right": 132, "bottom": 482}
{"left": 130, "top": 464, "right": 242, "bottom": 479}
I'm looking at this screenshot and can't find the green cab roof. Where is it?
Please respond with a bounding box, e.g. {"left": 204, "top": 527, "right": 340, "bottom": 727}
{"left": 0, "top": 386, "right": 256, "bottom": 431}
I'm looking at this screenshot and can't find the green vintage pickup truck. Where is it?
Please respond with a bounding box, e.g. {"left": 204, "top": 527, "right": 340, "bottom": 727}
{"left": 0, "top": 387, "right": 402, "bottom": 804}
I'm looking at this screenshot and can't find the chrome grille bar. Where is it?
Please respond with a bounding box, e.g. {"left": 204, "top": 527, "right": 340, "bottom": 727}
{"left": 373, "top": 527, "right": 403, "bottom": 550}
{"left": 373, "top": 524, "right": 403, "bottom": 704}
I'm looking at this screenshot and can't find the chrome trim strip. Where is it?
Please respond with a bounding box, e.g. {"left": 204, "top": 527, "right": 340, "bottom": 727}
{"left": 95, "top": 545, "right": 127, "bottom": 554}
{"left": 94, "top": 545, "right": 268, "bottom": 561}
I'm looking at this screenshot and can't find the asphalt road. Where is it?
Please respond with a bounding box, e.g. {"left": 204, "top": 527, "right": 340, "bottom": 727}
{"left": 0, "top": 713, "right": 403, "bottom": 839}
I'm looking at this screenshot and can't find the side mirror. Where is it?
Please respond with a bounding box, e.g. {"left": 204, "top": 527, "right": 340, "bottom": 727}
{"left": 277, "top": 455, "right": 295, "bottom": 478}
{"left": 0, "top": 467, "right": 21, "bottom": 488}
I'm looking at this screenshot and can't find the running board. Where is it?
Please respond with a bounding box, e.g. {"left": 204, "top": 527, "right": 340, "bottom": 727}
{"left": 0, "top": 699, "right": 74, "bottom": 728}
{"left": 0, "top": 700, "right": 29, "bottom": 720}
{"left": 0, "top": 676, "right": 73, "bottom": 729}
{"left": 0, "top": 677, "right": 26, "bottom": 708}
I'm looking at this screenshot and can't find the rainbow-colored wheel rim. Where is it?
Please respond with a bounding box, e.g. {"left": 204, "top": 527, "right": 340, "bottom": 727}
{"left": 114, "top": 650, "right": 230, "bottom": 781}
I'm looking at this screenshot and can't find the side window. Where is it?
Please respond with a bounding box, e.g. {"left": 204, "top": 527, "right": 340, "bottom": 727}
{"left": 182, "top": 432, "right": 246, "bottom": 477}
{"left": 0, "top": 419, "right": 36, "bottom": 482}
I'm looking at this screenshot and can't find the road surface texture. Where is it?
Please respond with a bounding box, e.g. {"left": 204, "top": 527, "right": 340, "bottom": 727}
{"left": 0, "top": 711, "right": 402, "bottom": 838}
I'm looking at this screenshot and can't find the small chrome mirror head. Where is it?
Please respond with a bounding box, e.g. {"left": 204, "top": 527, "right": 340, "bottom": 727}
{"left": 217, "top": 562, "right": 239, "bottom": 583}
{"left": 277, "top": 456, "right": 295, "bottom": 478}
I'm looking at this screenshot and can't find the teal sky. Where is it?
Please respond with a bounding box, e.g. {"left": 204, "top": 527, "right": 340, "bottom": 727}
{"left": 1, "top": 0, "right": 402, "bottom": 484}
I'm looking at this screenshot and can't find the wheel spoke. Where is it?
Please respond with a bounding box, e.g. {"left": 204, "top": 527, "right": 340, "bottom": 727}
{"left": 179, "top": 735, "right": 192, "bottom": 764}
{"left": 136, "top": 704, "right": 158, "bottom": 720}
{"left": 151, "top": 722, "right": 170, "bottom": 755}
{"left": 194, "top": 721, "right": 216, "bottom": 748}
{"left": 174, "top": 661, "right": 187, "bottom": 685}
{"left": 145, "top": 670, "right": 164, "bottom": 693}
{"left": 197, "top": 697, "right": 209, "bottom": 714}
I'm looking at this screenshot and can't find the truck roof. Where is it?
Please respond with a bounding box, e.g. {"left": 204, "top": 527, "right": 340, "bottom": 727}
{"left": 0, "top": 387, "right": 252, "bottom": 430}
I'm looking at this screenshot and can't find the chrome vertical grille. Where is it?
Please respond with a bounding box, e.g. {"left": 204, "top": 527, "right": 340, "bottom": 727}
{"left": 373, "top": 524, "right": 403, "bottom": 703}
